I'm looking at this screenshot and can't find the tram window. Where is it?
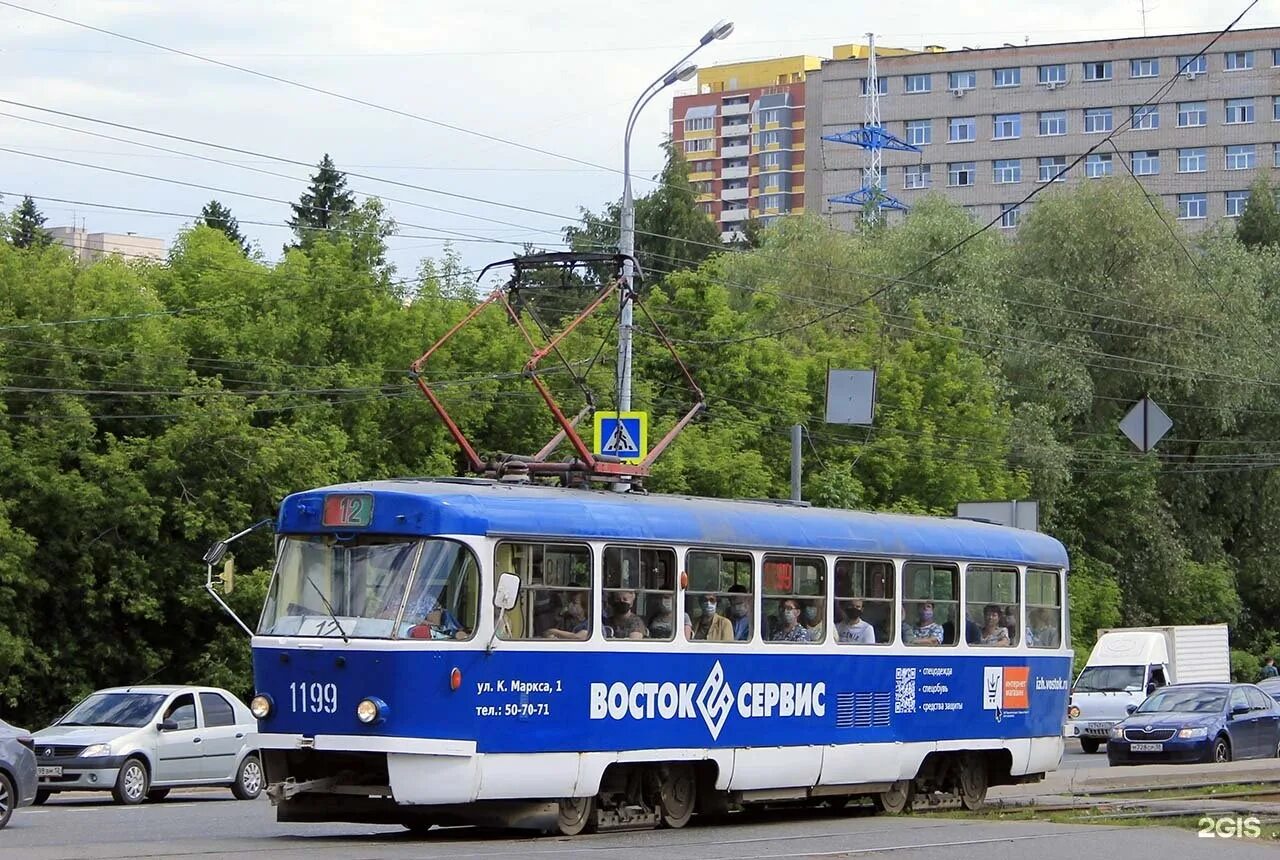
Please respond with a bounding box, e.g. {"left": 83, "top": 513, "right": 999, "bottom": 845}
{"left": 902, "top": 562, "right": 959, "bottom": 646}
{"left": 1026, "top": 569, "right": 1062, "bottom": 648}
{"left": 686, "top": 549, "right": 753, "bottom": 643}
{"left": 834, "top": 558, "right": 893, "bottom": 645}
{"left": 495, "top": 542, "right": 592, "bottom": 642}
{"left": 401, "top": 542, "right": 480, "bottom": 641}
{"left": 763, "top": 554, "right": 825, "bottom": 644}
{"left": 965, "top": 565, "right": 1019, "bottom": 646}
{"left": 604, "top": 546, "right": 677, "bottom": 641}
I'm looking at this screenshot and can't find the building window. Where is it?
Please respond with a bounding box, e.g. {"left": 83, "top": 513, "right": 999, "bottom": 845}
{"left": 1274, "top": 48, "right": 1280, "bottom": 67}
{"left": 905, "top": 119, "right": 932, "bottom": 146}
{"left": 1178, "top": 147, "right": 1207, "bottom": 173}
{"left": 993, "top": 159, "right": 1021, "bottom": 183}
{"left": 948, "top": 116, "right": 976, "bottom": 142}
{"left": 905, "top": 163, "right": 931, "bottom": 189}
{"left": 1177, "top": 101, "right": 1207, "bottom": 127}
{"left": 1131, "top": 105, "right": 1159, "bottom": 130}
{"left": 948, "top": 162, "right": 976, "bottom": 187}
{"left": 1000, "top": 204, "right": 1020, "bottom": 229}
{"left": 993, "top": 113, "right": 1021, "bottom": 139}
{"left": 861, "top": 77, "right": 888, "bottom": 95}
{"left": 758, "top": 130, "right": 783, "bottom": 146}
{"left": 684, "top": 116, "right": 714, "bottom": 132}
{"left": 1178, "top": 54, "right": 1208, "bottom": 75}
{"left": 690, "top": 160, "right": 714, "bottom": 174}
{"left": 1226, "top": 144, "right": 1256, "bottom": 170}
{"left": 684, "top": 138, "right": 714, "bottom": 154}
{"left": 1083, "top": 61, "right": 1112, "bottom": 81}
{"left": 1224, "top": 51, "right": 1254, "bottom": 71}
{"left": 1226, "top": 190, "right": 1250, "bottom": 218}
{"left": 760, "top": 194, "right": 786, "bottom": 210}
{"left": 1084, "top": 107, "right": 1112, "bottom": 134}
{"left": 1276, "top": 143, "right": 1280, "bottom": 168}
{"left": 1038, "top": 111, "right": 1067, "bottom": 136}
{"left": 993, "top": 67, "right": 1021, "bottom": 87}
{"left": 1085, "top": 152, "right": 1113, "bottom": 178}
{"left": 1226, "top": 98, "right": 1255, "bottom": 124}
{"left": 1038, "top": 156, "right": 1067, "bottom": 182}
{"left": 1130, "top": 58, "right": 1159, "bottom": 78}
{"left": 758, "top": 108, "right": 783, "bottom": 125}
{"left": 905, "top": 74, "right": 931, "bottom": 93}
{"left": 1273, "top": 96, "right": 1280, "bottom": 121}
{"left": 1132, "top": 150, "right": 1160, "bottom": 176}
{"left": 1038, "top": 64, "right": 1067, "bottom": 85}
{"left": 760, "top": 151, "right": 785, "bottom": 169}
{"left": 692, "top": 181, "right": 713, "bottom": 195}
{"left": 1177, "top": 193, "right": 1207, "bottom": 220}
{"left": 948, "top": 70, "right": 976, "bottom": 90}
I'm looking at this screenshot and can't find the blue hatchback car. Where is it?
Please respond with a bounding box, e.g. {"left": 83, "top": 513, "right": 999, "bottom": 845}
{"left": 1107, "top": 682, "right": 1280, "bottom": 766}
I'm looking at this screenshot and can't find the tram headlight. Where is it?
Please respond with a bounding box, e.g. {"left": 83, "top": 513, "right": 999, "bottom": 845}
{"left": 250, "top": 694, "right": 273, "bottom": 719}
{"left": 356, "top": 697, "right": 388, "bottom": 725}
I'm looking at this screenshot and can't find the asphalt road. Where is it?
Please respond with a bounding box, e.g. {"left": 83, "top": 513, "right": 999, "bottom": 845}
{"left": 4, "top": 749, "right": 1269, "bottom": 860}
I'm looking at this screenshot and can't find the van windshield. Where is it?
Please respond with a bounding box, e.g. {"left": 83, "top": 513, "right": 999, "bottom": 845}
{"left": 1074, "top": 665, "right": 1144, "bottom": 692}
{"left": 258, "top": 536, "right": 479, "bottom": 639}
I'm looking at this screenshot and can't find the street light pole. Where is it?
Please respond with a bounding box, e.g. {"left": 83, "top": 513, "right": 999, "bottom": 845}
{"left": 616, "top": 20, "right": 734, "bottom": 426}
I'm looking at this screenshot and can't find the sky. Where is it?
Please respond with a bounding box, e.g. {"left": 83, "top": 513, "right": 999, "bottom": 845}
{"left": 1, "top": 0, "right": 1276, "bottom": 284}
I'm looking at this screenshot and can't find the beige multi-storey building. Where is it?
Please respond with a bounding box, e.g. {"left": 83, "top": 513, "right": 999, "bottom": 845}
{"left": 805, "top": 27, "right": 1280, "bottom": 230}
{"left": 49, "top": 226, "right": 165, "bottom": 263}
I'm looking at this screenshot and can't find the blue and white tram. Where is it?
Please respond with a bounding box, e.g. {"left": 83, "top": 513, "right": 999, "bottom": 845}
{"left": 231, "top": 478, "right": 1073, "bottom": 834}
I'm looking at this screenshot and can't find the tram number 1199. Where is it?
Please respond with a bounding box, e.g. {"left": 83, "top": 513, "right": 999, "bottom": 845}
{"left": 290, "top": 682, "right": 338, "bottom": 714}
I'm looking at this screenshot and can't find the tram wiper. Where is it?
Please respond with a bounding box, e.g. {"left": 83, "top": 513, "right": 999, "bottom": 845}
{"left": 304, "top": 575, "right": 349, "bottom": 644}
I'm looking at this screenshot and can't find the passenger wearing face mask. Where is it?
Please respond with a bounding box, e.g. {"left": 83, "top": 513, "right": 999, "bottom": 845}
{"left": 908, "top": 601, "right": 944, "bottom": 645}
{"left": 606, "top": 589, "right": 648, "bottom": 639}
{"left": 727, "top": 584, "right": 751, "bottom": 641}
{"left": 800, "top": 599, "right": 825, "bottom": 642}
{"left": 771, "top": 598, "right": 811, "bottom": 642}
{"left": 544, "top": 589, "right": 590, "bottom": 641}
{"left": 647, "top": 594, "right": 676, "bottom": 640}
{"left": 691, "top": 594, "right": 734, "bottom": 641}
{"left": 836, "top": 599, "right": 875, "bottom": 644}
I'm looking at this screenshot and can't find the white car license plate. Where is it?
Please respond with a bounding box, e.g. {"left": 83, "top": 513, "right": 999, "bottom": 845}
{"left": 1130, "top": 742, "right": 1163, "bottom": 752}
{"left": 37, "top": 766, "right": 62, "bottom": 777}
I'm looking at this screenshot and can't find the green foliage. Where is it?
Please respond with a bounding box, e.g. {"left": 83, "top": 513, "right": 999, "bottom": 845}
{"left": 1231, "top": 649, "right": 1262, "bottom": 683}
{"left": 9, "top": 196, "right": 52, "bottom": 249}
{"left": 1236, "top": 177, "right": 1280, "bottom": 250}
{"left": 199, "top": 199, "right": 249, "bottom": 255}
{"left": 287, "top": 153, "right": 356, "bottom": 249}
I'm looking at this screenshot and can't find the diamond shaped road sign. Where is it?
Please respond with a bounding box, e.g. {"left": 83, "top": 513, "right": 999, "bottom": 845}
{"left": 1119, "top": 396, "right": 1173, "bottom": 452}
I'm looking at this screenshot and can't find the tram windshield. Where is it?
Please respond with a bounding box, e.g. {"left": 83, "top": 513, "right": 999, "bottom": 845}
{"left": 258, "top": 536, "right": 480, "bottom": 640}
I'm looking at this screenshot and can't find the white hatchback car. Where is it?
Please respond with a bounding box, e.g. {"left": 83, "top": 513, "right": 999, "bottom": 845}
{"left": 31, "top": 685, "right": 261, "bottom": 805}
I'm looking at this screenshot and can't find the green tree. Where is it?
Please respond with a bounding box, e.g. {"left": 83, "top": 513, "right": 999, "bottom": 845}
{"left": 1236, "top": 176, "right": 1280, "bottom": 249}
{"left": 10, "top": 196, "right": 52, "bottom": 249}
{"left": 199, "top": 199, "right": 249, "bottom": 254}
{"left": 287, "top": 154, "right": 356, "bottom": 249}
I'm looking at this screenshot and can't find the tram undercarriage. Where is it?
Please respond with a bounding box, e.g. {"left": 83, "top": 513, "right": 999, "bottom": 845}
{"left": 261, "top": 747, "right": 1041, "bottom": 836}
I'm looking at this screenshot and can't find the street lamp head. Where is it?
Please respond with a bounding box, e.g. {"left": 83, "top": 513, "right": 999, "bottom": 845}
{"left": 700, "top": 19, "right": 734, "bottom": 45}
{"left": 664, "top": 62, "right": 698, "bottom": 86}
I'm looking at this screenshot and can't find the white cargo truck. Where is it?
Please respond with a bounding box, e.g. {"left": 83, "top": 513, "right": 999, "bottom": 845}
{"left": 1063, "top": 624, "right": 1231, "bottom": 753}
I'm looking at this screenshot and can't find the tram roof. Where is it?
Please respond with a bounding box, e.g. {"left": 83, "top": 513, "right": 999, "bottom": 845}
{"left": 278, "top": 478, "right": 1069, "bottom": 568}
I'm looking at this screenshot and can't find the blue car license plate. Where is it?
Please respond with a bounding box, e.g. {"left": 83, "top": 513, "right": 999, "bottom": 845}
{"left": 1130, "top": 742, "right": 1163, "bottom": 752}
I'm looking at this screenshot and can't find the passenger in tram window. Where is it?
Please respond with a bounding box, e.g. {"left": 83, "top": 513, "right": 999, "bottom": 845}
{"left": 1002, "top": 606, "right": 1019, "bottom": 644}
{"left": 691, "top": 594, "right": 734, "bottom": 641}
{"left": 801, "top": 599, "right": 825, "bottom": 642}
{"left": 606, "top": 590, "right": 647, "bottom": 639}
{"left": 906, "top": 601, "right": 944, "bottom": 645}
{"left": 770, "top": 598, "right": 811, "bottom": 642}
{"left": 1027, "top": 608, "right": 1059, "bottom": 647}
{"left": 647, "top": 594, "right": 676, "bottom": 639}
{"left": 978, "top": 604, "right": 1011, "bottom": 646}
{"left": 544, "top": 588, "right": 590, "bottom": 641}
{"left": 727, "top": 585, "right": 752, "bottom": 641}
{"left": 837, "top": 600, "right": 875, "bottom": 644}
{"left": 531, "top": 590, "right": 561, "bottom": 638}
{"left": 683, "top": 612, "right": 693, "bottom": 639}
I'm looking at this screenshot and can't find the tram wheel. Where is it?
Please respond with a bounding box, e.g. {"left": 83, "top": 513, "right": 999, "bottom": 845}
{"left": 657, "top": 764, "right": 696, "bottom": 829}
{"left": 872, "top": 780, "right": 915, "bottom": 815}
{"left": 958, "top": 756, "right": 988, "bottom": 811}
{"left": 556, "top": 795, "right": 598, "bottom": 836}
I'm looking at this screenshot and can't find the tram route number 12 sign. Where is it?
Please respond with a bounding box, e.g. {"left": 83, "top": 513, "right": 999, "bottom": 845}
{"left": 322, "top": 493, "right": 374, "bottom": 528}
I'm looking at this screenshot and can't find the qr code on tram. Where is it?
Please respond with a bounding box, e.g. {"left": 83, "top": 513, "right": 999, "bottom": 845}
{"left": 894, "top": 667, "right": 916, "bottom": 714}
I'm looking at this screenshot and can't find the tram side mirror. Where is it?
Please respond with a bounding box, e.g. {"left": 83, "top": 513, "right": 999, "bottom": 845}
{"left": 203, "top": 540, "right": 228, "bottom": 566}
{"left": 494, "top": 573, "right": 521, "bottom": 611}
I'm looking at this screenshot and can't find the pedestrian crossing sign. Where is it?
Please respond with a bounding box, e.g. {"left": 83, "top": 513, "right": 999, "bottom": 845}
{"left": 593, "top": 411, "right": 647, "bottom": 464}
